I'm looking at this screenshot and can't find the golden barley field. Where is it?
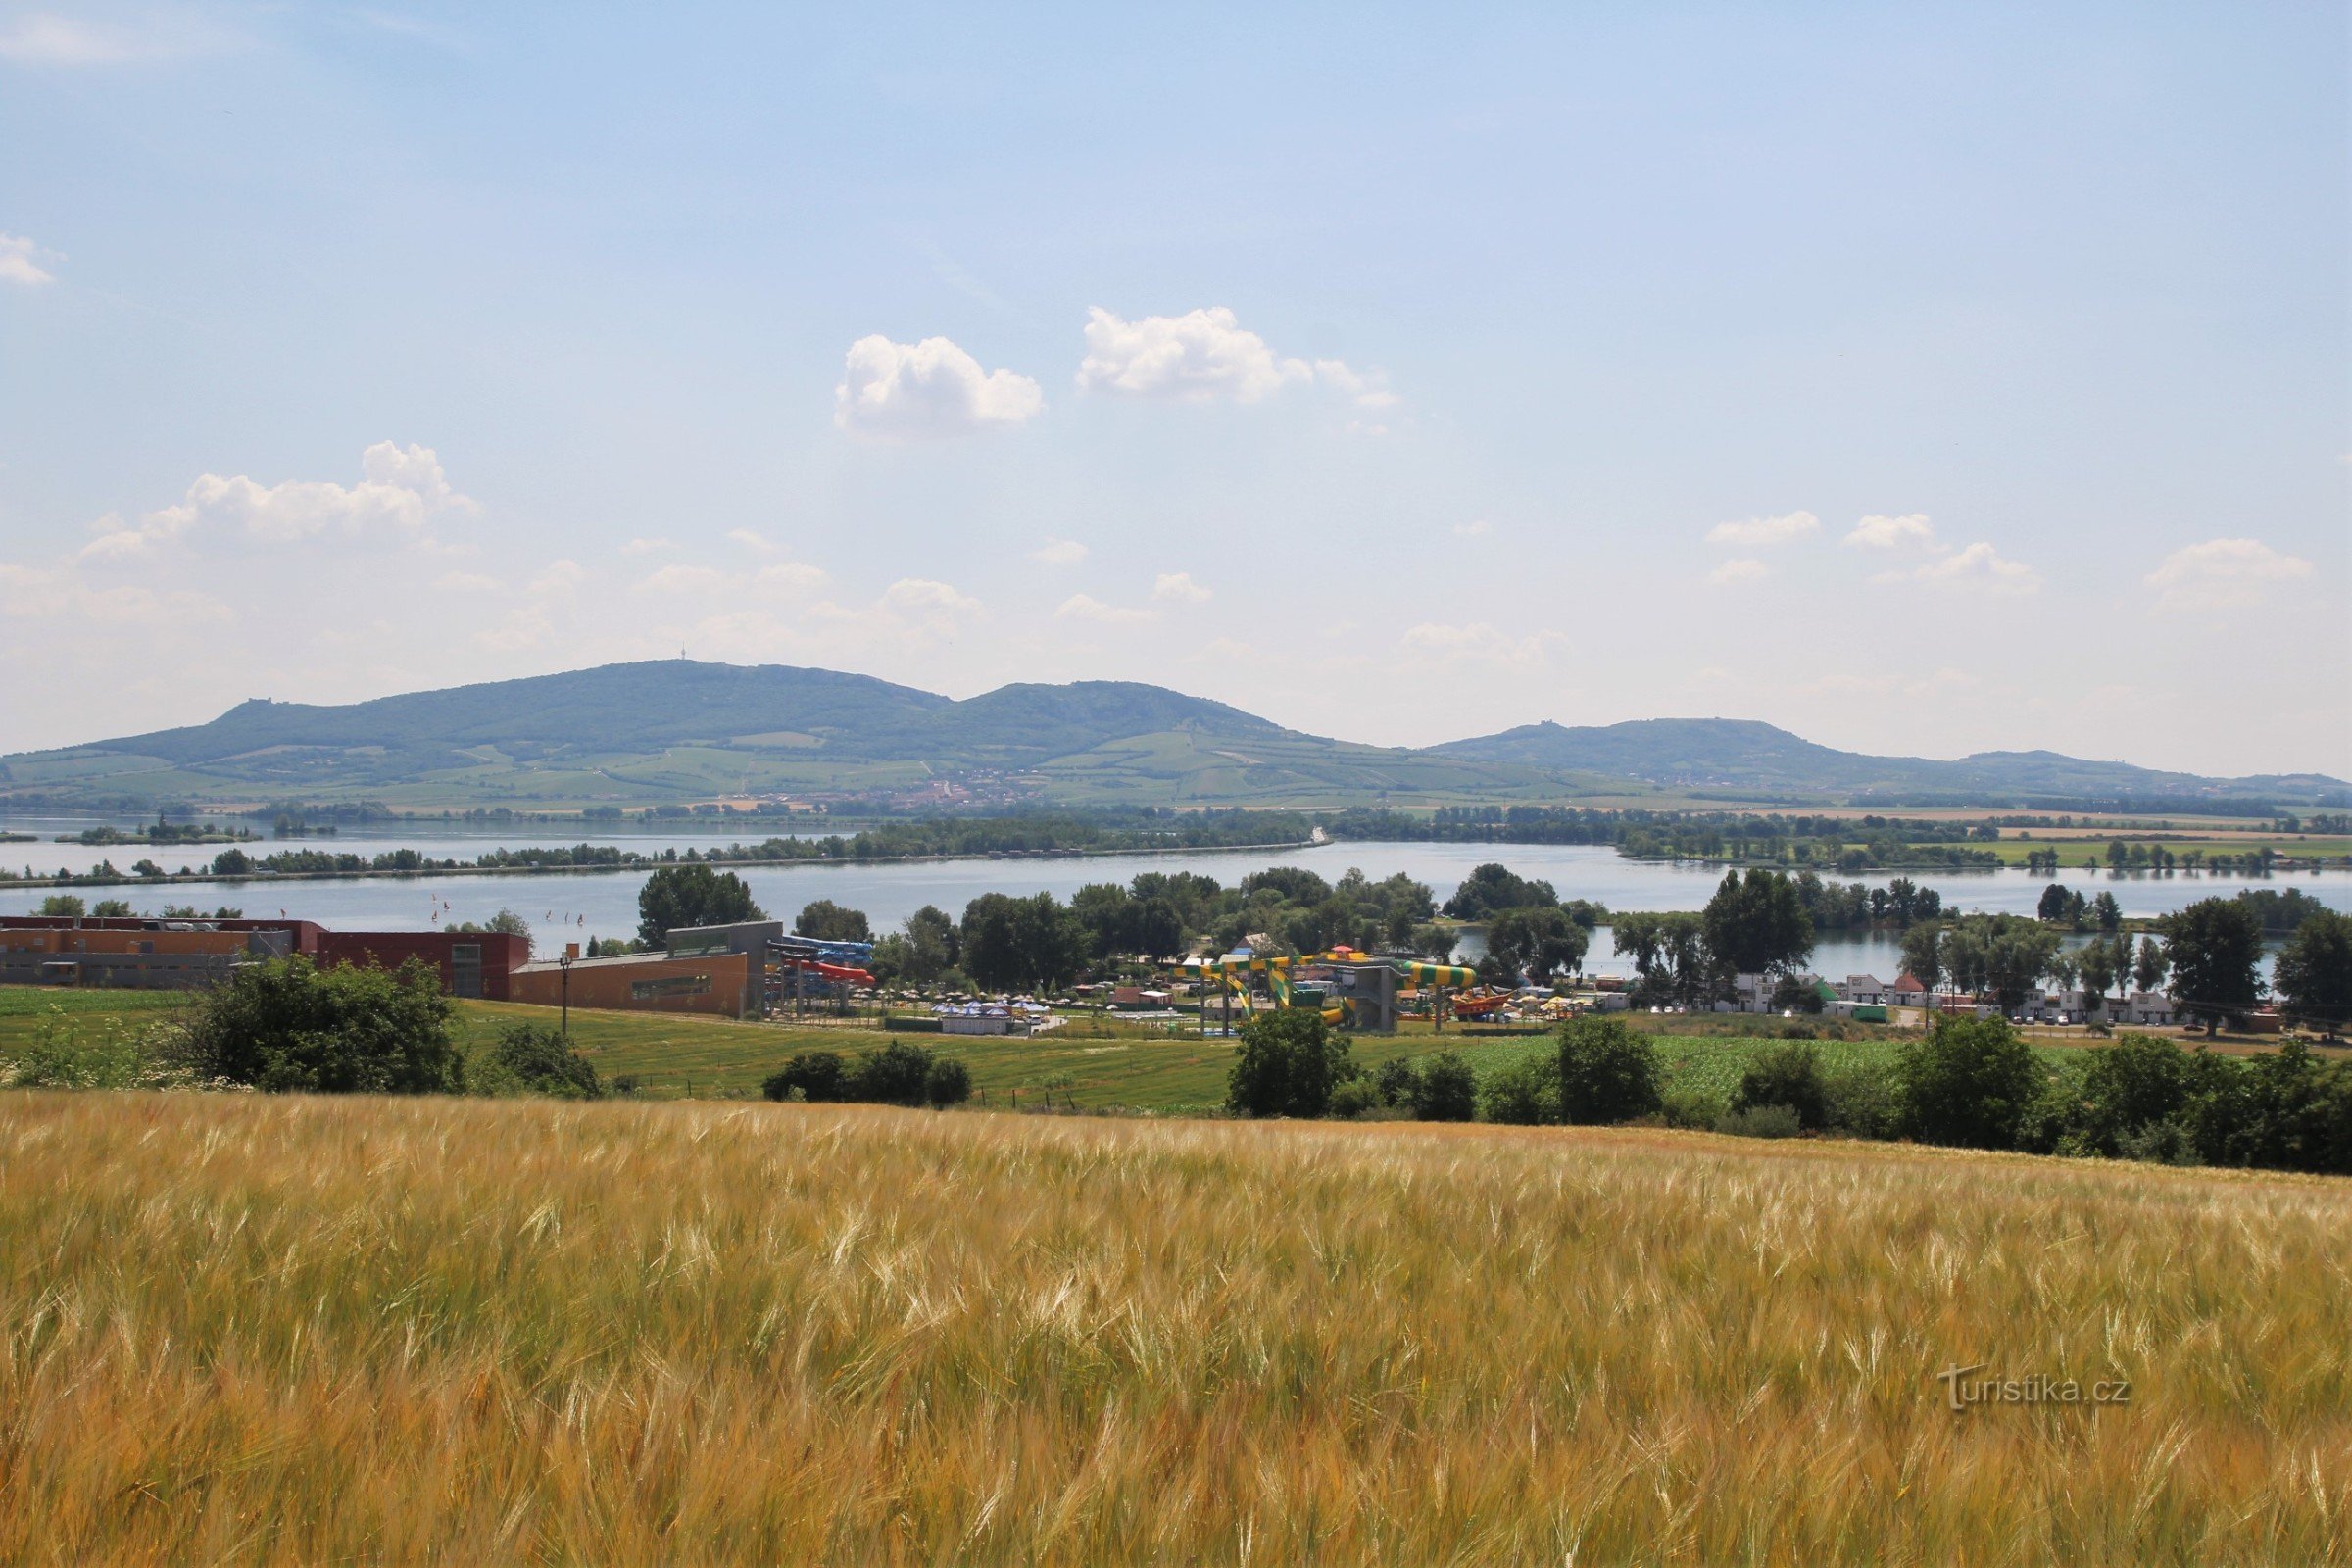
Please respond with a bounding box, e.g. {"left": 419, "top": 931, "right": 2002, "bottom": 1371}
{"left": 3, "top": 1094, "right": 2347, "bottom": 1565}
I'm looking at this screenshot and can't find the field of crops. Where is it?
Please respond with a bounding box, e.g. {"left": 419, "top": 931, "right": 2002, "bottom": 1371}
{"left": 4, "top": 1090, "right": 2346, "bottom": 1563}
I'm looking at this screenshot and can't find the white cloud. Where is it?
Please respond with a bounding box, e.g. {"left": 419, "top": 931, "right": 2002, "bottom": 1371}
{"left": 0, "top": 14, "right": 145, "bottom": 63}
{"left": 880, "top": 577, "right": 981, "bottom": 616}
{"left": 0, "top": 233, "right": 54, "bottom": 286}
{"left": 1399, "top": 621, "right": 1561, "bottom": 667}
{"left": 1030, "top": 538, "right": 1089, "bottom": 566}
{"left": 1845, "top": 513, "right": 1939, "bottom": 550}
{"left": 1705, "top": 511, "right": 1819, "bottom": 548}
{"left": 474, "top": 605, "right": 554, "bottom": 654}
{"left": 79, "top": 442, "right": 474, "bottom": 560}
{"left": 1708, "top": 558, "right": 1772, "bottom": 585}
{"left": 620, "top": 536, "right": 673, "bottom": 555}
{"left": 434, "top": 571, "right": 501, "bottom": 593}
{"left": 1886, "top": 541, "right": 2042, "bottom": 596}
{"left": 834, "top": 334, "right": 1043, "bottom": 438}
{"left": 1076, "top": 306, "right": 1391, "bottom": 407}
{"left": 755, "top": 561, "right": 828, "bottom": 594}
{"left": 1152, "top": 571, "right": 1211, "bottom": 604}
{"left": 1451, "top": 519, "right": 1492, "bottom": 538}
{"left": 527, "top": 559, "right": 585, "bottom": 594}
{"left": 1055, "top": 593, "right": 1157, "bottom": 626}
{"left": 2143, "top": 538, "right": 2315, "bottom": 614}
{"left": 635, "top": 564, "right": 727, "bottom": 594}
{"left": 0, "top": 562, "right": 232, "bottom": 626}
{"left": 726, "top": 527, "right": 775, "bottom": 553}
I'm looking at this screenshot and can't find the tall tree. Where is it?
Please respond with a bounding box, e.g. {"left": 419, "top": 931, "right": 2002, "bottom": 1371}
{"left": 636, "top": 864, "right": 765, "bottom": 948}
{"left": 2132, "top": 935, "right": 2168, "bottom": 997}
{"left": 1700, "top": 868, "right": 1814, "bottom": 977}
{"left": 1483, "top": 905, "right": 1590, "bottom": 983}
{"left": 2162, "top": 897, "right": 2266, "bottom": 1036}
{"left": 795, "top": 900, "right": 872, "bottom": 943}
{"left": 2272, "top": 907, "right": 2352, "bottom": 1038}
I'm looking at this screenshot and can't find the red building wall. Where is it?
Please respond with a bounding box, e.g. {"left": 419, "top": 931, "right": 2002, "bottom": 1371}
{"left": 317, "top": 931, "right": 529, "bottom": 1000}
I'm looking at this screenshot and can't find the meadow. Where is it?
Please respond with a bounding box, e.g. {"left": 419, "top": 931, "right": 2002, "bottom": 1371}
{"left": 2, "top": 1090, "right": 2346, "bottom": 1564}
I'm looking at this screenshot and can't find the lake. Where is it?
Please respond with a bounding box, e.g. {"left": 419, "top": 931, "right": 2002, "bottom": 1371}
{"left": 4, "top": 829, "right": 2343, "bottom": 980}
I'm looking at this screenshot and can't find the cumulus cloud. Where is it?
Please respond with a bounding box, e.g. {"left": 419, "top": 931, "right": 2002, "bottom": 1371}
{"left": 0, "top": 562, "right": 231, "bottom": 626}
{"left": 726, "top": 527, "right": 775, "bottom": 553}
{"left": 0, "top": 13, "right": 147, "bottom": 63}
{"left": 1399, "top": 621, "right": 1561, "bottom": 667}
{"left": 1705, "top": 511, "right": 1819, "bottom": 548}
{"left": 80, "top": 442, "right": 474, "bottom": 560}
{"left": 2143, "top": 538, "right": 2315, "bottom": 614}
{"left": 1076, "top": 306, "right": 1390, "bottom": 406}
{"left": 834, "top": 334, "right": 1043, "bottom": 438}
{"left": 1055, "top": 593, "right": 1156, "bottom": 626}
{"left": 880, "top": 577, "right": 981, "bottom": 616}
{"left": 1451, "top": 519, "right": 1493, "bottom": 538}
{"left": 756, "top": 561, "right": 828, "bottom": 594}
{"left": 1845, "top": 513, "right": 1939, "bottom": 549}
{"left": 1887, "top": 542, "right": 2042, "bottom": 595}
{"left": 1030, "top": 538, "right": 1089, "bottom": 566}
{"left": 0, "top": 233, "right": 54, "bottom": 285}
{"left": 434, "top": 571, "right": 501, "bottom": 593}
{"left": 635, "top": 564, "right": 728, "bottom": 594}
{"left": 1152, "top": 571, "right": 1212, "bottom": 604}
{"left": 620, "top": 536, "right": 673, "bottom": 555}
{"left": 1708, "top": 559, "right": 1772, "bottom": 585}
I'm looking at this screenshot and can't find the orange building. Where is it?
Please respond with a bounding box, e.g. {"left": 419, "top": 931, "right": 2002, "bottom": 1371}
{"left": 507, "top": 950, "right": 752, "bottom": 1019}
{"left": 0, "top": 924, "right": 292, "bottom": 989}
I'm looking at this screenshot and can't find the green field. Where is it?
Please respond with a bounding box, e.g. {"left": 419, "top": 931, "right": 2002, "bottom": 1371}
{"left": 3, "top": 986, "right": 1945, "bottom": 1115}
{"left": 1964, "top": 835, "right": 2352, "bottom": 867}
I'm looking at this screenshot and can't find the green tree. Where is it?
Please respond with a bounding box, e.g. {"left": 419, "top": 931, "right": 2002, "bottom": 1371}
{"left": 1483, "top": 905, "right": 1590, "bottom": 983}
{"left": 1226, "top": 1006, "right": 1353, "bottom": 1118}
{"left": 1479, "top": 1054, "right": 1561, "bottom": 1124}
{"left": 636, "top": 864, "right": 765, "bottom": 948}
{"left": 2091, "top": 891, "right": 2123, "bottom": 932}
{"left": 1441, "top": 863, "right": 1558, "bottom": 920}
{"left": 901, "top": 905, "right": 959, "bottom": 983}
{"left": 172, "top": 956, "right": 463, "bottom": 1094}
{"left": 763, "top": 1051, "right": 849, "bottom": 1102}
{"left": 34, "top": 894, "right": 85, "bottom": 918}
{"left": 1899, "top": 921, "right": 1945, "bottom": 993}
{"left": 1556, "top": 1014, "right": 1663, "bottom": 1125}
{"left": 1732, "top": 1044, "right": 1829, "bottom": 1131}
{"left": 795, "top": 900, "right": 872, "bottom": 943}
{"left": 960, "top": 892, "right": 1089, "bottom": 992}
{"left": 2162, "top": 897, "right": 2266, "bottom": 1035}
{"left": 1407, "top": 1052, "right": 1478, "bottom": 1121}
{"left": 1611, "top": 911, "right": 1720, "bottom": 1007}
{"left": 484, "top": 1022, "right": 604, "bottom": 1099}
{"left": 2273, "top": 907, "right": 2352, "bottom": 1038}
{"left": 2067, "top": 1033, "right": 2189, "bottom": 1155}
{"left": 87, "top": 898, "right": 133, "bottom": 918}
{"left": 2075, "top": 938, "right": 2118, "bottom": 1019}
{"left": 1897, "top": 1016, "right": 2045, "bottom": 1149}
{"left": 1700, "top": 868, "right": 1815, "bottom": 977}
{"left": 2132, "top": 935, "right": 2169, "bottom": 997}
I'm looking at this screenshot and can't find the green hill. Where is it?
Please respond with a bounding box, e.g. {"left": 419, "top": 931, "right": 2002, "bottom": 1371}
{"left": 2, "top": 662, "right": 2338, "bottom": 812}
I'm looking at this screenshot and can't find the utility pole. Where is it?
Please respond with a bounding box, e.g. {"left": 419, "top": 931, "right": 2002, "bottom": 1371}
{"left": 559, "top": 950, "right": 573, "bottom": 1038}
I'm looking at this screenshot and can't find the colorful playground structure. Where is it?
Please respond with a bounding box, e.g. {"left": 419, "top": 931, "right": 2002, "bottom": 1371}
{"left": 1172, "top": 947, "right": 1476, "bottom": 1034}
{"left": 765, "top": 934, "right": 877, "bottom": 1014}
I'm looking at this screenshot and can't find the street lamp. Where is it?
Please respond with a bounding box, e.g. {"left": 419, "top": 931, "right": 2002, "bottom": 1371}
{"left": 558, "top": 951, "right": 573, "bottom": 1038}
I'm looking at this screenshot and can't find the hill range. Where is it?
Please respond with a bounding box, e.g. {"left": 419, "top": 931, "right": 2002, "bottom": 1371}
{"left": 1, "top": 661, "right": 2341, "bottom": 813}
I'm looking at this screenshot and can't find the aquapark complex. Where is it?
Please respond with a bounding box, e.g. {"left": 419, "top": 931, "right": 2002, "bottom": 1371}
{"left": 1175, "top": 948, "right": 1479, "bottom": 1034}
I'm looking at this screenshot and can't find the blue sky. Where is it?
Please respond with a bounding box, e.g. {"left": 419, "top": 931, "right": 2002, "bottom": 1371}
{"left": 2, "top": 2, "right": 2345, "bottom": 776}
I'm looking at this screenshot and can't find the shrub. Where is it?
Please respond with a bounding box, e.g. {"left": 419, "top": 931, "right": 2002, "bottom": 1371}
{"left": 852, "top": 1041, "right": 939, "bottom": 1106}
{"left": 1373, "top": 1056, "right": 1422, "bottom": 1108}
{"left": 924, "top": 1055, "right": 972, "bottom": 1107}
{"left": 1226, "top": 1008, "right": 1354, "bottom": 1119}
{"left": 1714, "top": 1102, "right": 1802, "bottom": 1140}
{"left": 1327, "top": 1080, "right": 1380, "bottom": 1119}
{"left": 171, "top": 956, "right": 463, "bottom": 1095}
{"left": 1408, "top": 1052, "right": 1478, "bottom": 1122}
{"left": 763, "top": 1051, "right": 849, "bottom": 1102}
{"left": 1661, "top": 1082, "right": 1728, "bottom": 1131}
{"left": 1820, "top": 1062, "right": 1903, "bottom": 1140}
{"left": 5, "top": 1006, "right": 150, "bottom": 1090}
{"left": 1730, "top": 1044, "right": 1829, "bottom": 1131}
{"left": 1479, "top": 1054, "right": 1560, "bottom": 1125}
{"left": 1557, "top": 1015, "right": 1662, "bottom": 1125}
{"left": 1896, "top": 1016, "right": 2044, "bottom": 1150}
{"left": 484, "top": 1023, "right": 604, "bottom": 1100}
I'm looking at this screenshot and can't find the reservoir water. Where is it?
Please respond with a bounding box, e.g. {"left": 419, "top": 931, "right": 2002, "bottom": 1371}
{"left": 5, "top": 819, "right": 2343, "bottom": 981}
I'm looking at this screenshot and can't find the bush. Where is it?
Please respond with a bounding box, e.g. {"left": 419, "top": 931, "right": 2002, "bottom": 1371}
{"left": 764, "top": 1045, "right": 973, "bottom": 1108}
{"left": 5, "top": 1006, "right": 153, "bottom": 1090}
{"left": 1373, "top": 1056, "right": 1422, "bottom": 1108}
{"left": 924, "top": 1055, "right": 972, "bottom": 1107}
{"left": 763, "top": 1051, "right": 849, "bottom": 1102}
{"left": 1408, "top": 1052, "right": 1478, "bottom": 1121}
{"left": 1730, "top": 1044, "right": 1829, "bottom": 1130}
{"left": 1226, "top": 1008, "right": 1354, "bottom": 1119}
{"left": 1714, "top": 1102, "right": 1802, "bottom": 1140}
{"left": 1479, "top": 1054, "right": 1560, "bottom": 1124}
{"left": 171, "top": 956, "right": 463, "bottom": 1095}
{"left": 1557, "top": 1015, "right": 1662, "bottom": 1125}
{"left": 1661, "top": 1082, "right": 1728, "bottom": 1131}
{"left": 1896, "top": 1016, "right": 2044, "bottom": 1150}
{"left": 1327, "top": 1080, "right": 1380, "bottom": 1119}
{"left": 483, "top": 1023, "right": 604, "bottom": 1100}
{"left": 1820, "top": 1062, "right": 1903, "bottom": 1140}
